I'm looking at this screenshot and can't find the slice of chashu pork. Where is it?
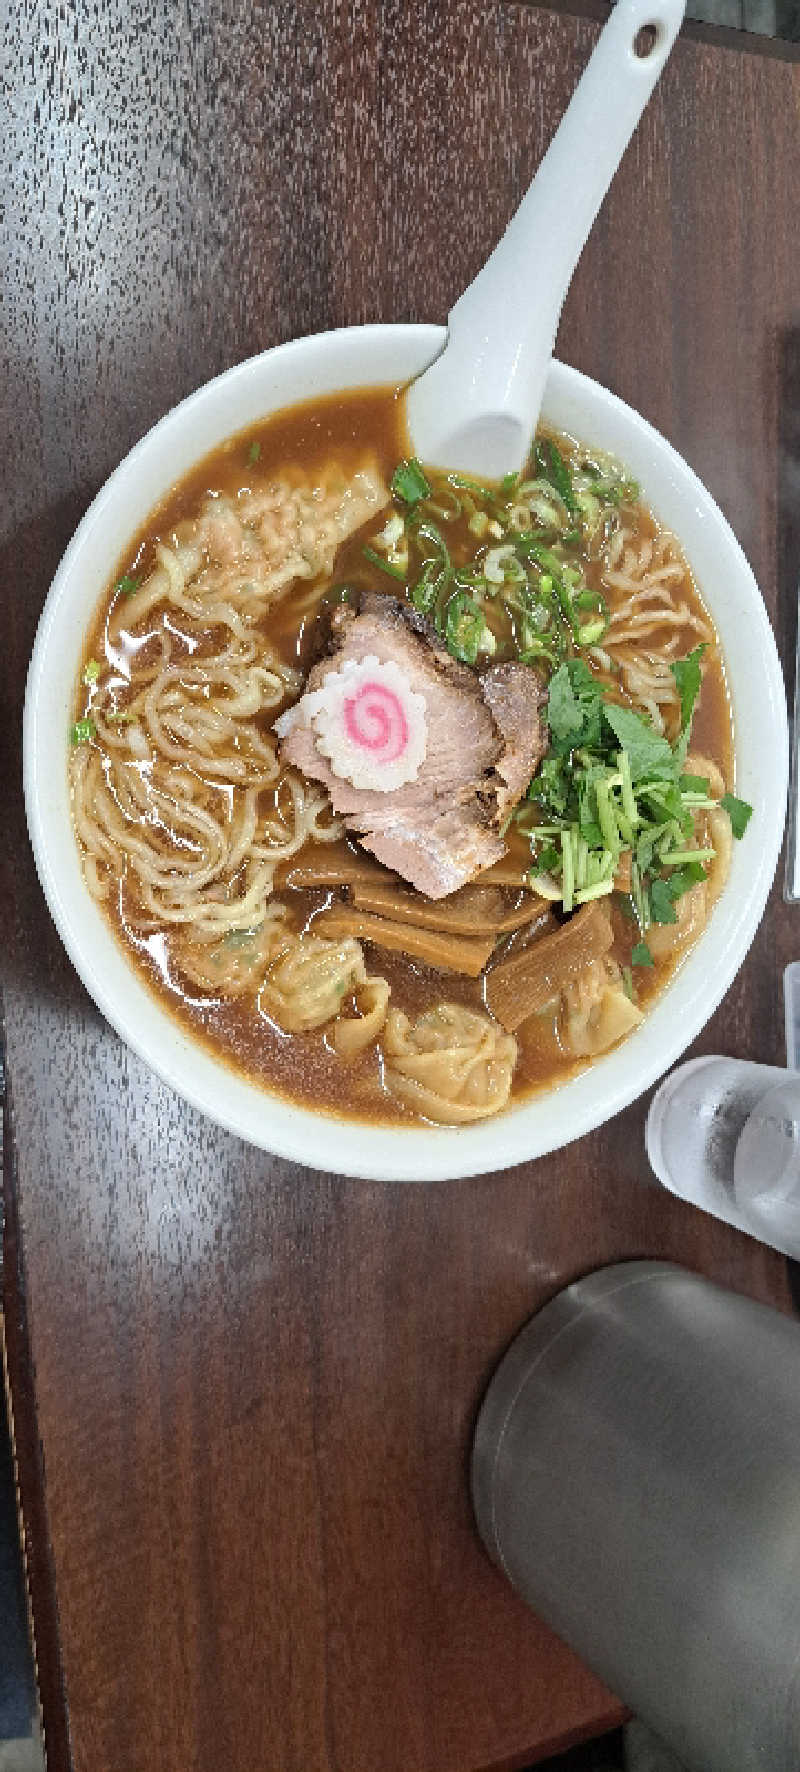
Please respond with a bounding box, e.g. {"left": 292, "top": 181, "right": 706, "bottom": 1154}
{"left": 276, "top": 592, "right": 547, "bottom": 898}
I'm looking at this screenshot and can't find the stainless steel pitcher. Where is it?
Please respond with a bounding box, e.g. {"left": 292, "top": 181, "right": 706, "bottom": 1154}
{"left": 472, "top": 1262, "right": 800, "bottom": 1772}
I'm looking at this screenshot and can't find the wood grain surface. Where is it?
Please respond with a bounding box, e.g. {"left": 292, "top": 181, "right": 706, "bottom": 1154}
{"left": 2, "top": 5, "right": 800, "bottom": 1771}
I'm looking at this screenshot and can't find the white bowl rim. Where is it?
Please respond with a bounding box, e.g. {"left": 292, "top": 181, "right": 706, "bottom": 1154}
{"left": 23, "top": 321, "right": 788, "bottom": 1182}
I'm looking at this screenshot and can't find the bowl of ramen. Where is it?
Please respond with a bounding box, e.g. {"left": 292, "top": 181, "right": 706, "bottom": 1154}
{"left": 24, "top": 324, "right": 787, "bottom": 1180}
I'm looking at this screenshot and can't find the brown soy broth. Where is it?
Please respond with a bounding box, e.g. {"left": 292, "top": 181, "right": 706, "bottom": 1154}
{"left": 77, "top": 386, "right": 734, "bottom": 1125}
{"left": 118, "top": 386, "right": 408, "bottom": 600}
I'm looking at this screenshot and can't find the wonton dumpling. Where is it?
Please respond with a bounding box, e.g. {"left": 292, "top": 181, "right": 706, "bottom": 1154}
{"left": 707, "top": 805, "right": 732, "bottom": 908}
{"left": 561, "top": 957, "right": 644, "bottom": 1057}
{"left": 383, "top": 1003, "right": 518, "bottom": 1124}
{"left": 173, "top": 905, "right": 290, "bottom": 997}
{"left": 259, "top": 933, "right": 366, "bottom": 1032}
{"left": 332, "top": 976, "right": 390, "bottom": 1057}
{"left": 644, "top": 802, "right": 731, "bottom": 963}
{"left": 646, "top": 883, "right": 708, "bottom": 961}
{"left": 684, "top": 752, "right": 726, "bottom": 800}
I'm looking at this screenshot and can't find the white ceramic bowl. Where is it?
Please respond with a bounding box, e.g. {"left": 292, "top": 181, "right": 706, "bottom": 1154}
{"left": 24, "top": 324, "right": 788, "bottom": 1181}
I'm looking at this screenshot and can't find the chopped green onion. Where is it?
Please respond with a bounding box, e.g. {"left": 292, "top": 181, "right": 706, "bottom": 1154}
{"left": 70, "top": 718, "right": 96, "bottom": 744}
{"left": 595, "top": 780, "right": 621, "bottom": 855}
{"left": 575, "top": 834, "right": 589, "bottom": 891}
{"left": 444, "top": 592, "right": 485, "bottom": 665}
{"left": 411, "top": 517, "right": 451, "bottom": 567}
{"left": 617, "top": 751, "right": 639, "bottom": 829}
{"left": 575, "top": 878, "right": 615, "bottom": 904}
{"left": 528, "top": 543, "right": 568, "bottom": 578}
{"left": 574, "top": 589, "right": 609, "bottom": 645}
{"left": 661, "top": 847, "right": 716, "bottom": 865}
{"left": 376, "top": 512, "right": 406, "bottom": 550}
{"left": 577, "top": 618, "right": 607, "bottom": 645}
{"left": 411, "top": 561, "right": 443, "bottom": 616}
{"left": 426, "top": 493, "right": 463, "bottom": 522}
{"left": 484, "top": 544, "right": 524, "bottom": 586}
{"left": 247, "top": 439, "right": 261, "bottom": 464}
{"left": 561, "top": 829, "right": 575, "bottom": 913}
{"left": 114, "top": 575, "right": 139, "bottom": 596}
{"left": 363, "top": 545, "right": 406, "bottom": 582}
{"left": 537, "top": 439, "right": 578, "bottom": 515}
{"left": 520, "top": 640, "right": 562, "bottom": 668}
{"left": 82, "top": 659, "right": 101, "bottom": 684}
{"left": 631, "top": 859, "right": 648, "bottom": 930}
{"left": 529, "top": 870, "right": 562, "bottom": 900}
{"left": 576, "top": 489, "right": 602, "bottom": 529}
{"left": 447, "top": 471, "right": 501, "bottom": 503}
{"left": 391, "top": 458, "right": 431, "bottom": 506}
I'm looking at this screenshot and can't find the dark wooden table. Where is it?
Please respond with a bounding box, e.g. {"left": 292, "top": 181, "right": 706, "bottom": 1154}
{"left": 3, "top": 6, "right": 800, "bottom": 1770}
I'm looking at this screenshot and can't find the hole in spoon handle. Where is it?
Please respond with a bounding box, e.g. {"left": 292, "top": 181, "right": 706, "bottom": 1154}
{"left": 634, "top": 22, "right": 661, "bottom": 55}
{"left": 624, "top": 0, "right": 685, "bottom": 69}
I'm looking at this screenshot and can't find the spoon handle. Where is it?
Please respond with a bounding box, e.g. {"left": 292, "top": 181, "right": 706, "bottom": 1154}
{"left": 407, "top": 0, "right": 686, "bottom": 475}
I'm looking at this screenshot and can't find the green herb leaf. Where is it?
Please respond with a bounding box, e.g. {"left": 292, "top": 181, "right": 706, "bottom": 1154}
{"left": 649, "top": 878, "right": 678, "bottom": 924}
{"left": 602, "top": 703, "right": 676, "bottom": 785}
{"left": 527, "top": 754, "right": 571, "bottom": 817}
{"left": 391, "top": 458, "right": 431, "bottom": 506}
{"left": 634, "top": 829, "right": 658, "bottom": 874}
{"left": 720, "top": 792, "right": 753, "bottom": 839}
{"left": 247, "top": 439, "right": 261, "bottom": 464}
{"left": 547, "top": 659, "right": 604, "bottom": 753}
{"left": 670, "top": 644, "right": 706, "bottom": 732}
{"left": 82, "top": 659, "right": 101, "bottom": 684}
{"left": 639, "top": 779, "right": 686, "bottom": 825}
{"left": 680, "top": 773, "right": 711, "bottom": 795}
{"left": 631, "top": 940, "right": 655, "bottom": 967}
{"left": 666, "top": 861, "right": 708, "bottom": 897}
{"left": 114, "top": 575, "right": 139, "bottom": 596}
{"left": 70, "top": 718, "right": 96, "bottom": 745}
